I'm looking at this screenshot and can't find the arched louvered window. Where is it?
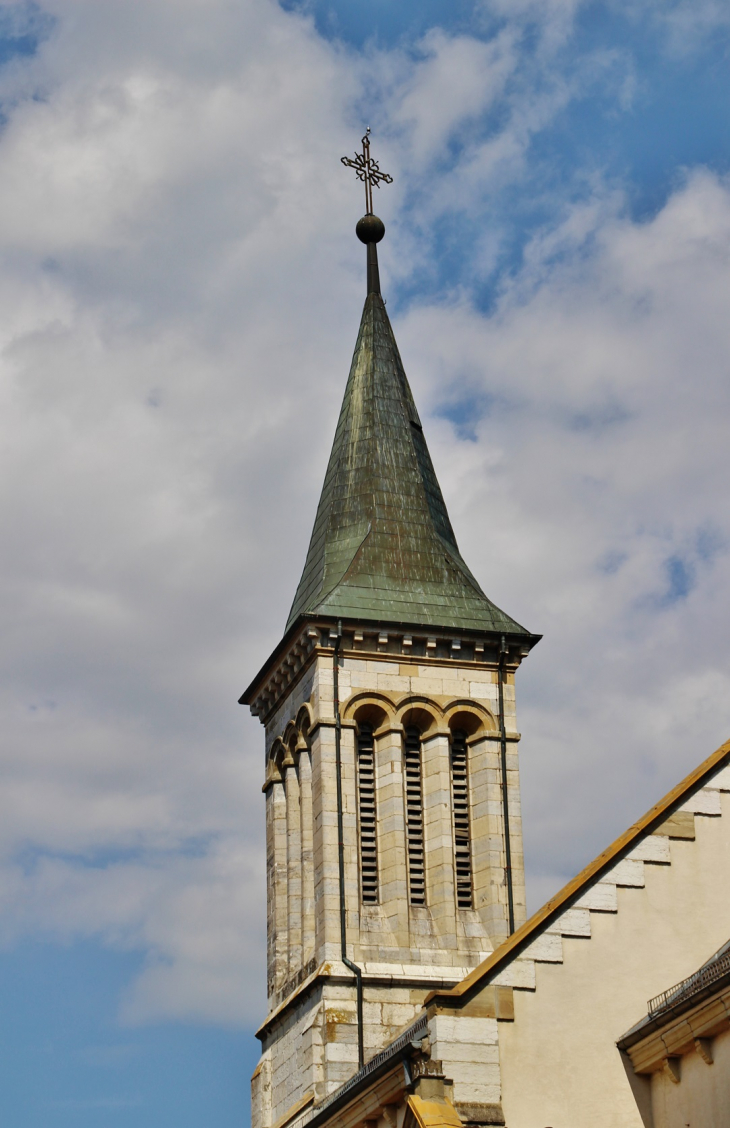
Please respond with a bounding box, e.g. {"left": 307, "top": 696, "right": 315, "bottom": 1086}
{"left": 404, "top": 726, "right": 426, "bottom": 905}
{"left": 450, "top": 729, "right": 473, "bottom": 909}
{"left": 357, "top": 723, "right": 378, "bottom": 903}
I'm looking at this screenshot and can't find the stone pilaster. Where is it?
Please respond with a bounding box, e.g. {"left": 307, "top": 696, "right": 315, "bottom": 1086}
{"left": 299, "top": 747, "right": 315, "bottom": 965}
{"left": 285, "top": 761, "right": 302, "bottom": 976}
{"left": 269, "top": 779, "right": 288, "bottom": 998}
{"left": 469, "top": 735, "right": 511, "bottom": 944}
{"left": 340, "top": 723, "right": 361, "bottom": 945}
{"left": 311, "top": 722, "right": 342, "bottom": 963}
{"left": 374, "top": 724, "right": 409, "bottom": 946}
{"left": 422, "top": 732, "right": 457, "bottom": 949}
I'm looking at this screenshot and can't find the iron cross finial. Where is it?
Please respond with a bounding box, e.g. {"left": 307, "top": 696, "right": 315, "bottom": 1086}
{"left": 341, "top": 127, "right": 393, "bottom": 215}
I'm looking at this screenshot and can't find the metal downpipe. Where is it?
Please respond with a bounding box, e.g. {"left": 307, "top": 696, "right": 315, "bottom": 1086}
{"left": 333, "top": 620, "right": 365, "bottom": 1069}
{"left": 498, "top": 635, "right": 516, "bottom": 935}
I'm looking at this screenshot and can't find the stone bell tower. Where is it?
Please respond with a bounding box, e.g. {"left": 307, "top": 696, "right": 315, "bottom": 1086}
{"left": 241, "top": 134, "right": 540, "bottom": 1128}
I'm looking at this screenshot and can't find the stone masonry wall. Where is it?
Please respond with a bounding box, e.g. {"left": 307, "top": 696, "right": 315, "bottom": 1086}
{"left": 254, "top": 634, "right": 528, "bottom": 1128}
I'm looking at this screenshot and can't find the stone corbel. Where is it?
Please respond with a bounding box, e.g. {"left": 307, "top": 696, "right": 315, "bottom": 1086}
{"left": 663, "top": 1057, "right": 681, "bottom": 1084}
{"left": 695, "top": 1037, "right": 713, "bottom": 1064}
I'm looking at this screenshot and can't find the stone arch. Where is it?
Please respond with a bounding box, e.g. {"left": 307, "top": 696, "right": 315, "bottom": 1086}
{"left": 443, "top": 699, "right": 497, "bottom": 740}
{"left": 282, "top": 721, "right": 300, "bottom": 763}
{"left": 396, "top": 696, "right": 444, "bottom": 737}
{"left": 343, "top": 691, "right": 396, "bottom": 733}
{"left": 295, "top": 702, "right": 313, "bottom": 741}
{"left": 266, "top": 737, "right": 286, "bottom": 785}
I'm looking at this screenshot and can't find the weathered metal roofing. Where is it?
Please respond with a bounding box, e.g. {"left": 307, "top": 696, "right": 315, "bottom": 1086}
{"left": 286, "top": 291, "right": 528, "bottom": 636}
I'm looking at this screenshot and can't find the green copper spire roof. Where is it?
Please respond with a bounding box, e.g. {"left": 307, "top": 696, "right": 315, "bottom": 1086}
{"left": 286, "top": 289, "right": 528, "bottom": 637}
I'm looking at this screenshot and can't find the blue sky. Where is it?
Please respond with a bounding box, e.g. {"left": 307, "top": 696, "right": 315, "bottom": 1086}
{"left": 1, "top": 0, "right": 730, "bottom": 1125}
{"left": 1, "top": 942, "right": 258, "bottom": 1126}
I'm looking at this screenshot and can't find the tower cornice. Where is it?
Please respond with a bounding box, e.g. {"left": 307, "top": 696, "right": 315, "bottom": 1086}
{"left": 241, "top": 614, "right": 540, "bottom": 725}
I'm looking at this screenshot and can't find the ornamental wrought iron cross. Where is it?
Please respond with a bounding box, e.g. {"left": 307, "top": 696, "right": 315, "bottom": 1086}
{"left": 341, "top": 128, "right": 393, "bottom": 215}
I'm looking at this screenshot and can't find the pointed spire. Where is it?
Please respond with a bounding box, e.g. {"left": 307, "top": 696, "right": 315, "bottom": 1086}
{"left": 286, "top": 133, "right": 530, "bottom": 636}
{"left": 286, "top": 290, "right": 528, "bottom": 636}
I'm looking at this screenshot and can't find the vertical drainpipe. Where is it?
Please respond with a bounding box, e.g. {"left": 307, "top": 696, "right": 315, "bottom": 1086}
{"left": 498, "top": 635, "right": 516, "bottom": 935}
{"left": 333, "top": 619, "right": 365, "bottom": 1070}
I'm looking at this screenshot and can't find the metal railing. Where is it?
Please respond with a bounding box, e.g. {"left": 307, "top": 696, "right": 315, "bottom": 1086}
{"left": 648, "top": 947, "right": 730, "bottom": 1017}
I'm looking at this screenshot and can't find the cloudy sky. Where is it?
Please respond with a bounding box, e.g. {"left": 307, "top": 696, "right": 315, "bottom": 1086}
{"left": 1, "top": 0, "right": 730, "bottom": 1123}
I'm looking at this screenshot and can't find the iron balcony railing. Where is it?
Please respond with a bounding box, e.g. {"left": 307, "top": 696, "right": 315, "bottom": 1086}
{"left": 648, "top": 947, "right": 730, "bottom": 1017}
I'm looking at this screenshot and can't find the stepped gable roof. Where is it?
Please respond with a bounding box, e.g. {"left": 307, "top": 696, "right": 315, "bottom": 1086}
{"left": 286, "top": 290, "right": 528, "bottom": 637}
{"left": 425, "top": 736, "right": 730, "bottom": 1010}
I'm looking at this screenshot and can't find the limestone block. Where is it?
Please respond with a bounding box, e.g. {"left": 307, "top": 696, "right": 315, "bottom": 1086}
{"left": 366, "top": 660, "right": 400, "bottom": 675}
{"left": 382, "top": 1002, "right": 421, "bottom": 1029}
{"left": 407, "top": 676, "right": 443, "bottom": 696}
{"left": 574, "top": 880, "right": 618, "bottom": 912}
{"left": 380, "top": 987, "right": 414, "bottom": 1004}
{"left": 325, "top": 1019, "right": 358, "bottom": 1045}
{"left": 707, "top": 764, "right": 730, "bottom": 790}
{"left": 546, "top": 907, "right": 591, "bottom": 937}
{"left": 443, "top": 1058, "right": 501, "bottom": 1090}
{"left": 377, "top": 674, "right": 411, "bottom": 692}
{"left": 440, "top": 1042, "right": 500, "bottom": 1066}
{"left": 627, "top": 836, "right": 671, "bottom": 864}
{"left": 442, "top": 679, "right": 469, "bottom": 697}
{"left": 365, "top": 961, "right": 405, "bottom": 976}
{"left": 461, "top": 920, "right": 490, "bottom": 940}
{"left": 325, "top": 1060, "right": 359, "bottom": 1087}
{"left": 680, "top": 787, "right": 722, "bottom": 815}
{"left": 325, "top": 984, "right": 360, "bottom": 1002}
{"left": 324, "top": 1041, "right": 359, "bottom": 1063}
{"left": 400, "top": 962, "right": 452, "bottom": 979}
{"left": 350, "top": 670, "right": 377, "bottom": 690}
{"left": 430, "top": 1015, "right": 498, "bottom": 1045}
{"left": 610, "top": 858, "right": 645, "bottom": 887}
{"left": 523, "top": 932, "right": 563, "bottom": 963}
{"left": 492, "top": 958, "right": 536, "bottom": 989}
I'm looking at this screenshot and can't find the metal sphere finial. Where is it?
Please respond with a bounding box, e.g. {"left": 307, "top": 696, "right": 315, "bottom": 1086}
{"left": 356, "top": 214, "right": 385, "bottom": 244}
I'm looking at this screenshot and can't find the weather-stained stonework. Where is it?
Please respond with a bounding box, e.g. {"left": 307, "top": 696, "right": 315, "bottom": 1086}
{"left": 244, "top": 596, "right": 533, "bottom": 1127}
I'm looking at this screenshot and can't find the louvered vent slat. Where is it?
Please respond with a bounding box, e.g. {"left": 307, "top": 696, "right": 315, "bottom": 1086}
{"left": 450, "top": 729, "right": 473, "bottom": 909}
{"left": 404, "top": 726, "right": 426, "bottom": 905}
{"left": 357, "top": 724, "right": 378, "bottom": 903}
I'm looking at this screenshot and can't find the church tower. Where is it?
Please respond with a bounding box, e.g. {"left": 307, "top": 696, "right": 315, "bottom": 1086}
{"left": 241, "top": 133, "right": 539, "bottom": 1128}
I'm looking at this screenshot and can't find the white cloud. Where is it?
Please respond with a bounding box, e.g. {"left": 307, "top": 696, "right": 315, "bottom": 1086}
{"left": 388, "top": 28, "right": 518, "bottom": 166}
{"left": 0, "top": 0, "right": 727, "bottom": 1028}
{"left": 0, "top": 838, "right": 265, "bottom": 1022}
{"left": 398, "top": 167, "right": 730, "bottom": 897}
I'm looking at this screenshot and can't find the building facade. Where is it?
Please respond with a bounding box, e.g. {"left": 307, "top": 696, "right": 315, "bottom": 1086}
{"left": 619, "top": 939, "right": 730, "bottom": 1128}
